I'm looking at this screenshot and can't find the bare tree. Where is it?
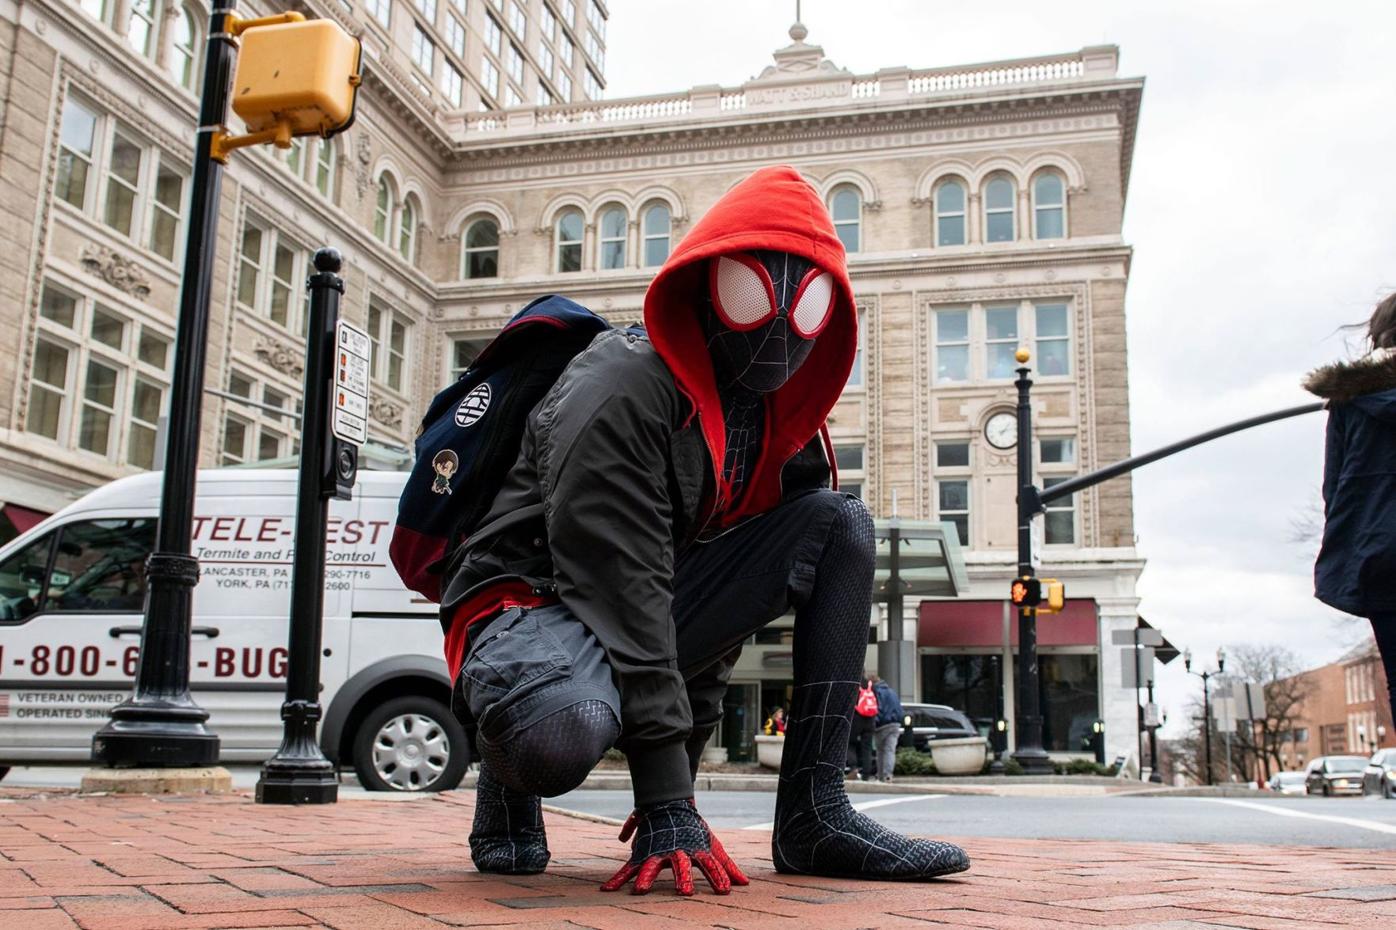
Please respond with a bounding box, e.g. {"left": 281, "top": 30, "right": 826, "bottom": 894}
{"left": 1222, "top": 644, "right": 1313, "bottom": 781}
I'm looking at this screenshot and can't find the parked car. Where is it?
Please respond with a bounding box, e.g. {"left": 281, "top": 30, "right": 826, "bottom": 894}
{"left": 1363, "top": 749, "right": 1396, "bottom": 798}
{"left": 0, "top": 469, "right": 467, "bottom": 792}
{"left": 1267, "top": 771, "right": 1307, "bottom": 796}
{"left": 899, "top": 703, "right": 977, "bottom": 751}
{"left": 1305, "top": 755, "right": 1368, "bottom": 796}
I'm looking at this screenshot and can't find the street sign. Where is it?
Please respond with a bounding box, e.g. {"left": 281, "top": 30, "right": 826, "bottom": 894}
{"left": 1143, "top": 702, "right": 1160, "bottom": 728}
{"left": 1237, "top": 682, "right": 1267, "bottom": 721}
{"left": 1212, "top": 694, "right": 1238, "bottom": 732}
{"left": 1120, "top": 646, "right": 1156, "bottom": 689}
{"left": 1111, "top": 628, "right": 1164, "bottom": 647}
{"left": 332, "top": 320, "right": 370, "bottom": 445}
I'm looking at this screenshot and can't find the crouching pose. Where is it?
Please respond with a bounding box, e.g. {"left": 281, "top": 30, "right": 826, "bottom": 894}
{"left": 440, "top": 166, "right": 969, "bottom": 893}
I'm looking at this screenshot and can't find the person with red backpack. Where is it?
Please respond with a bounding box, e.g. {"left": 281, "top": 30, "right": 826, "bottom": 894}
{"left": 848, "top": 675, "right": 878, "bottom": 781}
{"left": 397, "top": 166, "right": 969, "bottom": 894}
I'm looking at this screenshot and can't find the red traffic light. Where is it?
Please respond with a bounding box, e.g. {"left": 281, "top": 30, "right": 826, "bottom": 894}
{"left": 1010, "top": 577, "right": 1041, "bottom": 606}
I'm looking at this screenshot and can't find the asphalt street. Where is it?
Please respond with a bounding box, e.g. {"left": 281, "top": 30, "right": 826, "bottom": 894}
{"left": 10, "top": 766, "right": 1396, "bottom": 848}
{"left": 551, "top": 788, "right": 1396, "bottom": 849}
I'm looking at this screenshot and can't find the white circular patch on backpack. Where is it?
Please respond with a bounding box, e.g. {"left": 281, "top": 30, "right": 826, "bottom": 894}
{"left": 455, "top": 383, "right": 491, "bottom": 428}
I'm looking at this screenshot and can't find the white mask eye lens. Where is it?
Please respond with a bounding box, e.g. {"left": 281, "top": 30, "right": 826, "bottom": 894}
{"left": 713, "top": 255, "right": 776, "bottom": 330}
{"left": 790, "top": 271, "right": 834, "bottom": 337}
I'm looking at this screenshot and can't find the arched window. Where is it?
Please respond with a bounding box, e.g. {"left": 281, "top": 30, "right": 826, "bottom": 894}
{"left": 935, "top": 179, "right": 966, "bottom": 246}
{"left": 314, "top": 140, "right": 336, "bottom": 198}
{"left": 374, "top": 176, "right": 394, "bottom": 243}
{"left": 984, "top": 176, "right": 1016, "bottom": 242}
{"left": 641, "top": 202, "right": 671, "bottom": 267}
{"left": 398, "top": 197, "right": 418, "bottom": 263}
{"left": 1033, "top": 172, "right": 1065, "bottom": 239}
{"left": 556, "top": 208, "right": 583, "bottom": 272}
{"left": 597, "top": 204, "right": 626, "bottom": 270}
{"left": 829, "top": 185, "right": 861, "bottom": 253}
{"left": 127, "top": 0, "right": 159, "bottom": 57}
{"left": 169, "top": 5, "right": 199, "bottom": 90}
{"left": 462, "top": 217, "right": 500, "bottom": 279}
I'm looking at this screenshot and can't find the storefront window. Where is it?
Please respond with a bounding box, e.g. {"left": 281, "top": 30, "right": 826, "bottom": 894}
{"left": 920, "top": 654, "right": 1000, "bottom": 732}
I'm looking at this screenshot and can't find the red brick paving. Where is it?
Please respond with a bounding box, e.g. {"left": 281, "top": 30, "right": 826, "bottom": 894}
{"left": 0, "top": 788, "right": 1394, "bottom": 929}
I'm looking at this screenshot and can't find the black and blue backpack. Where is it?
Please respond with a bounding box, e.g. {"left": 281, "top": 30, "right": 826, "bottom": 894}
{"left": 390, "top": 295, "right": 610, "bottom": 602}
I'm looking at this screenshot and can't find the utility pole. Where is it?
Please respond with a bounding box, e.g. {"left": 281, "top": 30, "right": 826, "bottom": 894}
{"left": 1011, "top": 350, "right": 1052, "bottom": 775}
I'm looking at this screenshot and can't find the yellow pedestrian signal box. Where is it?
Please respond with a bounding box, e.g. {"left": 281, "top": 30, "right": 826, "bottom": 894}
{"left": 1010, "top": 577, "right": 1041, "bottom": 607}
{"left": 1038, "top": 579, "right": 1066, "bottom": 614}
{"left": 232, "top": 20, "right": 362, "bottom": 139}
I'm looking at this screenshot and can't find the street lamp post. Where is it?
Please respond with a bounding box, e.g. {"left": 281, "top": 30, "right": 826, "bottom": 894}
{"left": 1011, "top": 350, "right": 1053, "bottom": 775}
{"left": 1184, "top": 646, "right": 1226, "bottom": 786}
{"left": 90, "top": 1, "right": 243, "bottom": 767}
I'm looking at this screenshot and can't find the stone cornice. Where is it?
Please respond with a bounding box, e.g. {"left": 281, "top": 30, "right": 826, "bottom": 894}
{"left": 447, "top": 82, "right": 1143, "bottom": 172}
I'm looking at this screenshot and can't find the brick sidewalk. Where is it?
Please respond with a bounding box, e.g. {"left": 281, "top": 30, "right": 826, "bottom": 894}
{"left": 2, "top": 788, "right": 1394, "bottom": 929}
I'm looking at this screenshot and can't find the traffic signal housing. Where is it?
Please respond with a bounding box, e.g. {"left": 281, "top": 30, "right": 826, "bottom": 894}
{"left": 1039, "top": 579, "right": 1066, "bottom": 613}
{"left": 1010, "top": 577, "right": 1041, "bottom": 607}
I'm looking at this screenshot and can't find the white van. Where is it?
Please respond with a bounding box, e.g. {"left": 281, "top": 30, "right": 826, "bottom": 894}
{"left": 0, "top": 468, "right": 466, "bottom": 791}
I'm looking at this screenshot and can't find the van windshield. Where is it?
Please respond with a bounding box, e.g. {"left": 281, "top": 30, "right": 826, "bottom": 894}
{"left": 46, "top": 519, "right": 157, "bottom": 613}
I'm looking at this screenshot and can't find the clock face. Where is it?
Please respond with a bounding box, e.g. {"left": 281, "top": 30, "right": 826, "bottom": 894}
{"left": 984, "top": 412, "right": 1018, "bottom": 450}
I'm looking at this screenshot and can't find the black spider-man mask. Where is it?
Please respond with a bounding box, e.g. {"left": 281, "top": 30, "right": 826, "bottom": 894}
{"left": 701, "top": 250, "right": 835, "bottom": 394}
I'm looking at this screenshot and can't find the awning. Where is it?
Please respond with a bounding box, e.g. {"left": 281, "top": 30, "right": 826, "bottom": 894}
{"left": 918, "top": 598, "right": 1099, "bottom": 648}
{"left": 872, "top": 519, "right": 969, "bottom": 600}
{"left": 2, "top": 503, "right": 48, "bottom": 535}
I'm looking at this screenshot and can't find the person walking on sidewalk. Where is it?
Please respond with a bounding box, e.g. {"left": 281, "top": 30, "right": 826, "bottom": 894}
{"left": 871, "top": 675, "right": 905, "bottom": 783}
{"left": 848, "top": 675, "right": 878, "bottom": 780}
{"left": 1306, "top": 291, "right": 1396, "bottom": 721}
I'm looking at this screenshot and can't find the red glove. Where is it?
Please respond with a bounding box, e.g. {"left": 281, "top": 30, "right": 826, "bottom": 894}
{"left": 600, "top": 799, "right": 750, "bottom": 895}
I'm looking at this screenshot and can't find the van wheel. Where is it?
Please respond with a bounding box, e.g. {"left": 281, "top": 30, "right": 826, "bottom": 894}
{"left": 352, "top": 696, "right": 468, "bottom": 792}
{"left": 0, "top": 766, "right": 8, "bottom": 782}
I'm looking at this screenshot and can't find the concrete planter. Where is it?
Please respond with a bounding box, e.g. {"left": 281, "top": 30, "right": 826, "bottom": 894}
{"left": 929, "top": 736, "right": 988, "bottom": 775}
{"left": 755, "top": 734, "right": 784, "bottom": 770}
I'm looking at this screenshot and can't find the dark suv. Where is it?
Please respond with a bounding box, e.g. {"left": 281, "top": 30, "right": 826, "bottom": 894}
{"left": 900, "top": 703, "right": 977, "bottom": 751}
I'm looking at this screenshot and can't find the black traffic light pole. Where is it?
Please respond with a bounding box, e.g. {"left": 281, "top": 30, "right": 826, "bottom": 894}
{"left": 1008, "top": 372, "right": 1317, "bottom": 778}
{"left": 92, "top": 0, "right": 241, "bottom": 767}
{"left": 1011, "top": 358, "right": 1054, "bottom": 774}
{"left": 256, "top": 249, "right": 350, "bottom": 804}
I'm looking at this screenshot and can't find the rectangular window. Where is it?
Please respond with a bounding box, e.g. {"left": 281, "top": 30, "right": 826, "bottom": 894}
{"left": 1043, "top": 476, "right": 1075, "bottom": 545}
{"left": 368, "top": 300, "right": 410, "bottom": 392}
{"left": 56, "top": 98, "right": 98, "bottom": 210}
{"left": 507, "top": 43, "right": 524, "bottom": 83}
{"left": 1035, "top": 303, "right": 1070, "bottom": 377}
{"left": 1040, "top": 437, "right": 1075, "bottom": 465}
{"left": 41, "top": 285, "right": 78, "bottom": 329}
{"left": 450, "top": 336, "right": 492, "bottom": 379}
{"left": 148, "top": 160, "right": 184, "bottom": 261}
{"left": 508, "top": 0, "right": 525, "bottom": 35}
{"left": 481, "top": 58, "right": 500, "bottom": 99}
{"left": 449, "top": 0, "right": 465, "bottom": 11}
{"left": 484, "top": 14, "right": 502, "bottom": 54}
{"left": 587, "top": 0, "right": 604, "bottom": 35}
{"left": 834, "top": 445, "right": 864, "bottom": 472}
{"left": 365, "top": 0, "right": 391, "bottom": 26}
{"left": 538, "top": 41, "right": 554, "bottom": 79}
{"left": 222, "top": 415, "right": 249, "bottom": 464}
{"left": 584, "top": 30, "right": 603, "bottom": 69}
{"left": 237, "top": 219, "right": 304, "bottom": 332}
{"left": 505, "top": 85, "right": 522, "bottom": 108}
{"left": 938, "top": 480, "right": 969, "bottom": 546}
{"left": 562, "top": 0, "right": 575, "bottom": 24}
{"left": 103, "top": 129, "right": 143, "bottom": 236}
{"left": 411, "top": 26, "right": 435, "bottom": 75}
{"left": 984, "top": 306, "right": 1019, "bottom": 379}
{"left": 446, "top": 15, "right": 466, "bottom": 56}
{"left": 27, "top": 338, "right": 71, "bottom": 440}
{"left": 561, "top": 38, "right": 574, "bottom": 67}
{"left": 540, "top": 2, "right": 556, "bottom": 39}
{"left": 936, "top": 441, "right": 970, "bottom": 468}
{"left": 934, "top": 308, "right": 969, "bottom": 383}
{"left": 845, "top": 310, "right": 865, "bottom": 389}
{"left": 556, "top": 69, "right": 572, "bottom": 100}
{"left": 442, "top": 65, "right": 464, "bottom": 106}
{"left": 78, "top": 359, "right": 119, "bottom": 456}
{"left": 582, "top": 68, "right": 600, "bottom": 99}
{"left": 127, "top": 377, "right": 163, "bottom": 469}
{"left": 412, "top": 0, "right": 436, "bottom": 22}
{"left": 536, "top": 82, "right": 553, "bottom": 107}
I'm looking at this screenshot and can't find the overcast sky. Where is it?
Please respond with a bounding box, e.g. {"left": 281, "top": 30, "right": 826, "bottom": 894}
{"left": 604, "top": 1, "right": 1396, "bottom": 736}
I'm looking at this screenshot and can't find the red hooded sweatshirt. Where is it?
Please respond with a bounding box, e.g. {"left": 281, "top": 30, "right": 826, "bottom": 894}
{"left": 643, "top": 164, "right": 858, "bottom": 526}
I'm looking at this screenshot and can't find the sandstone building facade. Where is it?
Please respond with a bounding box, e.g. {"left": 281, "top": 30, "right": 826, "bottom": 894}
{"left": 0, "top": 1, "right": 1146, "bottom": 761}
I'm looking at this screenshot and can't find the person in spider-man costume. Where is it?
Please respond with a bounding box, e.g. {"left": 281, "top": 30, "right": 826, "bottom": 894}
{"left": 441, "top": 165, "right": 970, "bottom": 893}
